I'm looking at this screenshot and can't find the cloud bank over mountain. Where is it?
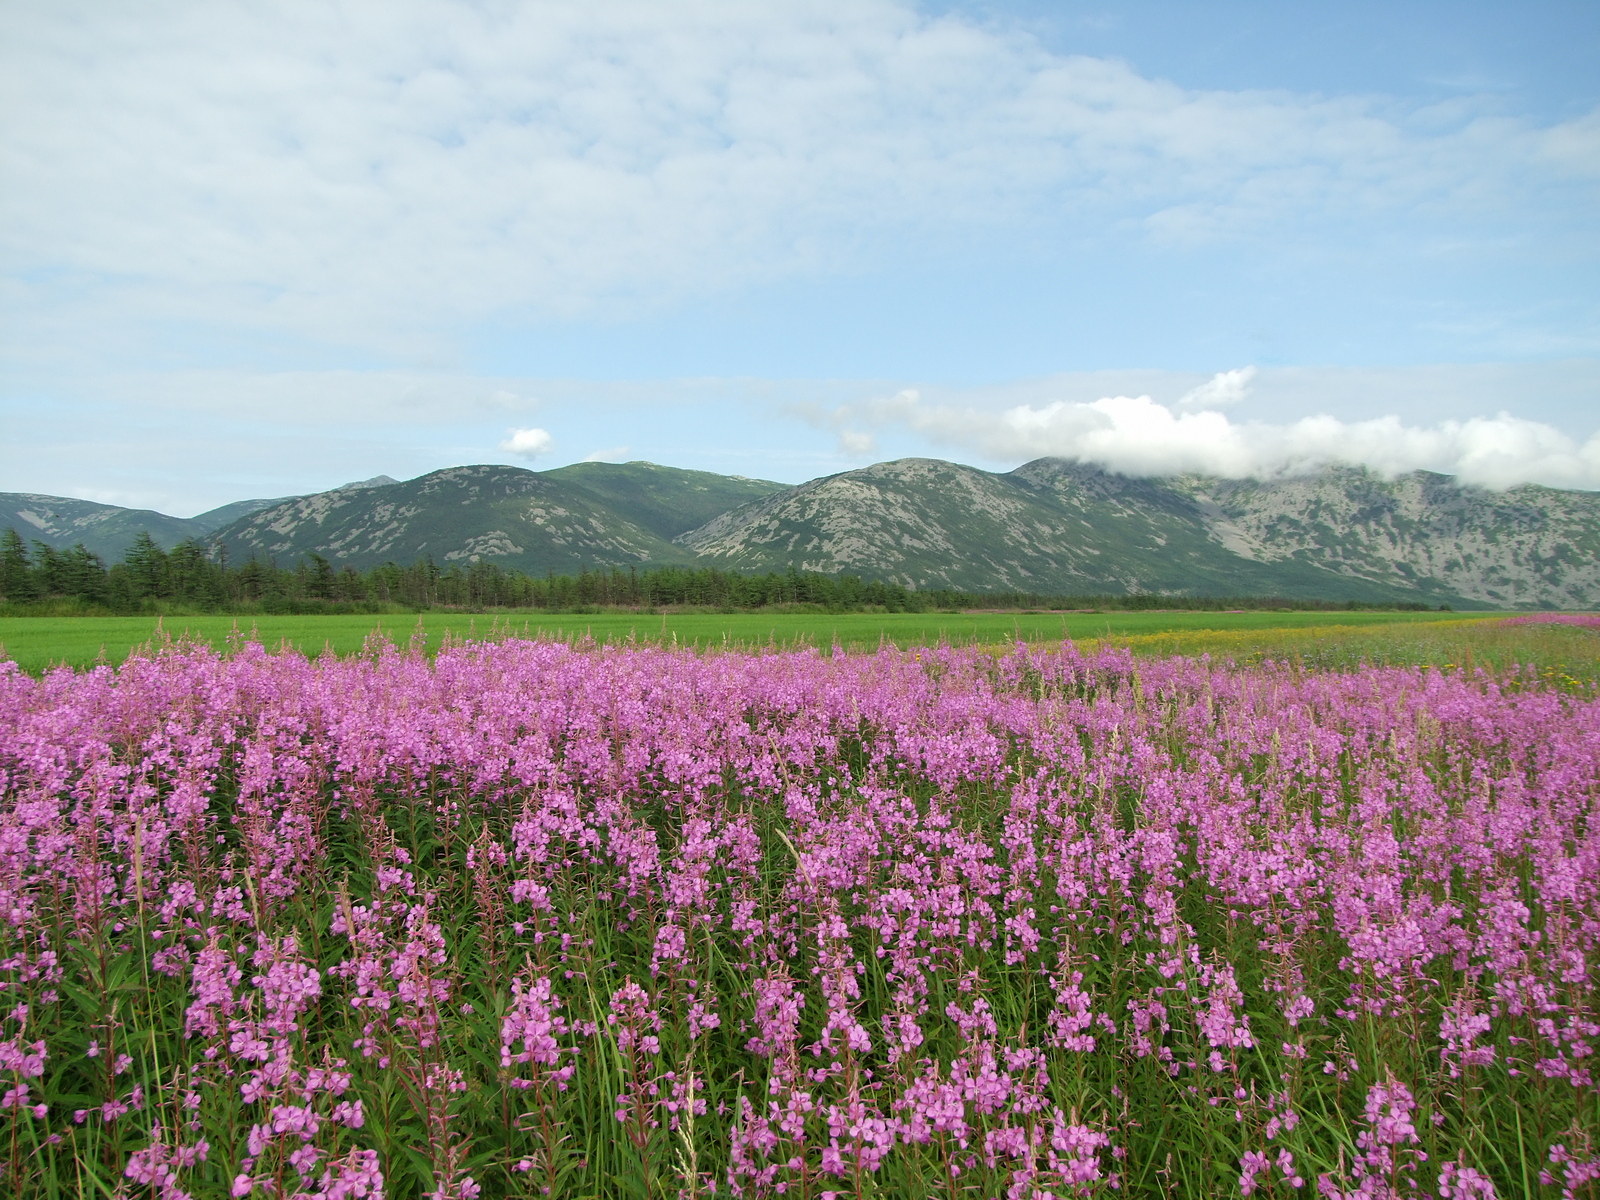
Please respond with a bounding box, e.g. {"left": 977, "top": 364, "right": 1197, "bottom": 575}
{"left": 812, "top": 370, "right": 1600, "bottom": 490}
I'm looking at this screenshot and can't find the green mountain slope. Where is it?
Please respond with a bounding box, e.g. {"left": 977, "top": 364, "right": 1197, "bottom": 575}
{"left": 211, "top": 464, "right": 696, "bottom": 573}
{"left": 0, "top": 493, "right": 205, "bottom": 560}
{"left": 190, "top": 496, "right": 303, "bottom": 533}
{"left": 2, "top": 475, "right": 400, "bottom": 558}
{"left": 544, "top": 461, "right": 785, "bottom": 538}
{"left": 9, "top": 458, "right": 1599, "bottom": 606}
{"left": 678, "top": 458, "right": 1454, "bottom": 602}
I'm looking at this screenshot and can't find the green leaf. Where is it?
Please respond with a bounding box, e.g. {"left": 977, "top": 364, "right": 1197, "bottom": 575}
{"left": 395, "top": 1142, "right": 439, "bottom": 1193}
{"left": 50, "top": 976, "right": 104, "bottom": 1018}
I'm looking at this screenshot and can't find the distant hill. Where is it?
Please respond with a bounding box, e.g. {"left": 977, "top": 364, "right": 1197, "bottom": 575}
{"left": 1168, "top": 467, "right": 1600, "bottom": 609}
{"left": 1, "top": 475, "right": 398, "bottom": 561}
{"left": 190, "top": 476, "right": 396, "bottom": 534}
{"left": 0, "top": 493, "right": 205, "bottom": 561}
{"left": 677, "top": 458, "right": 1452, "bottom": 604}
{"left": 210, "top": 464, "right": 696, "bottom": 574}
{"left": 7, "top": 458, "right": 1600, "bottom": 607}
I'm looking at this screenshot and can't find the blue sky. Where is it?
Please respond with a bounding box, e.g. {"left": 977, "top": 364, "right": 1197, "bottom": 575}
{"left": 2, "top": 0, "right": 1597, "bottom": 516}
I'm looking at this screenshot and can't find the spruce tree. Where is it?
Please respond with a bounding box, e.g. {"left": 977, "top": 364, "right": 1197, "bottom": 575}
{"left": 0, "top": 529, "right": 37, "bottom": 602}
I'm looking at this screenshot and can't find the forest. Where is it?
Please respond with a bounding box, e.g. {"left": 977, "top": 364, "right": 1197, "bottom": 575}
{"left": 0, "top": 528, "right": 1441, "bottom": 615}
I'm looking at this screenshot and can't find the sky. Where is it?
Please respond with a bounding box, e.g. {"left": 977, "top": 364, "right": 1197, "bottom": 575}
{"left": 2, "top": 0, "right": 1598, "bottom": 517}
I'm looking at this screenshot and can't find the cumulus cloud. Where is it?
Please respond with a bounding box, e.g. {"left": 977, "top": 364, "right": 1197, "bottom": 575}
{"left": 582, "top": 445, "right": 631, "bottom": 463}
{"left": 809, "top": 370, "right": 1600, "bottom": 490}
{"left": 500, "top": 427, "right": 553, "bottom": 459}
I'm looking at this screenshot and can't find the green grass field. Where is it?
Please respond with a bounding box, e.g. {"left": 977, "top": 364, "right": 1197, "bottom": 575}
{"left": 0, "top": 607, "right": 1520, "bottom": 675}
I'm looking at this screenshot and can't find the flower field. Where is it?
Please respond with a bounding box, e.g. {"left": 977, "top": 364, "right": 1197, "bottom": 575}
{"left": 0, "top": 635, "right": 1596, "bottom": 1198}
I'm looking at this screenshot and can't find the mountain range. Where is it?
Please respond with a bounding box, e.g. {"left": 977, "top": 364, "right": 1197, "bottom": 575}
{"left": 6, "top": 458, "right": 1599, "bottom": 608}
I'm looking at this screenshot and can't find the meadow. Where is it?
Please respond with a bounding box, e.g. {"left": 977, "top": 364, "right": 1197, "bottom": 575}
{"left": 0, "top": 618, "right": 1596, "bottom": 1197}
{"left": 0, "top": 608, "right": 1484, "bottom": 677}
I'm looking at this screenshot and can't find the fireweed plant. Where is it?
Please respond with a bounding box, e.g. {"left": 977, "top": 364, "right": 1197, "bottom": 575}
{"left": 0, "top": 635, "right": 1595, "bottom": 1199}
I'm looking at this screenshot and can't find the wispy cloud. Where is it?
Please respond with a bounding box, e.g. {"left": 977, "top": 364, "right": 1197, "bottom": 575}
{"left": 2, "top": 0, "right": 1594, "bottom": 362}
{"left": 1175, "top": 366, "right": 1255, "bottom": 411}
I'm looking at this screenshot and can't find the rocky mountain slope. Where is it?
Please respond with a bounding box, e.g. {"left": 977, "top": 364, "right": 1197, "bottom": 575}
{"left": 7, "top": 458, "right": 1598, "bottom": 606}
{"left": 679, "top": 458, "right": 1465, "bottom": 604}
{"left": 1173, "top": 467, "right": 1600, "bottom": 609}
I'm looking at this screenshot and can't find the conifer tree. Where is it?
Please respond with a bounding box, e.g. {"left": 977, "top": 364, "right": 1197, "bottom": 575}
{"left": 0, "top": 529, "right": 36, "bottom": 601}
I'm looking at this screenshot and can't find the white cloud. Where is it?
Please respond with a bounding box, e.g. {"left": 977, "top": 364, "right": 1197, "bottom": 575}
{"left": 499, "top": 427, "right": 553, "bottom": 459}
{"left": 1176, "top": 365, "right": 1255, "bottom": 410}
{"left": 582, "top": 445, "right": 632, "bottom": 463}
{"left": 809, "top": 369, "right": 1600, "bottom": 489}
{"left": 837, "top": 429, "right": 877, "bottom": 456}
{"left": 1, "top": 0, "right": 1594, "bottom": 361}
{"left": 80, "top": 368, "right": 546, "bottom": 426}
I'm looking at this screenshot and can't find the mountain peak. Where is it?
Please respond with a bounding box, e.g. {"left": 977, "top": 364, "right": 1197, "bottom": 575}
{"left": 338, "top": 474, "right": 399, "bottom": 491}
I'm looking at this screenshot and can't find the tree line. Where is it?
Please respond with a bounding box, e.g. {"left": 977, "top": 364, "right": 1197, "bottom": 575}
{"left": 0, "top": 528, "right": 1446, "bottom": 614}
{"left": 0, "top": 529, "right": 938, "bottom": 613}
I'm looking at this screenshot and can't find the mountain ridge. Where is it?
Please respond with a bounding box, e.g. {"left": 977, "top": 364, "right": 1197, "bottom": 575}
{"left": 5, "top": 458, "right": 1598, "bottom": 607}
